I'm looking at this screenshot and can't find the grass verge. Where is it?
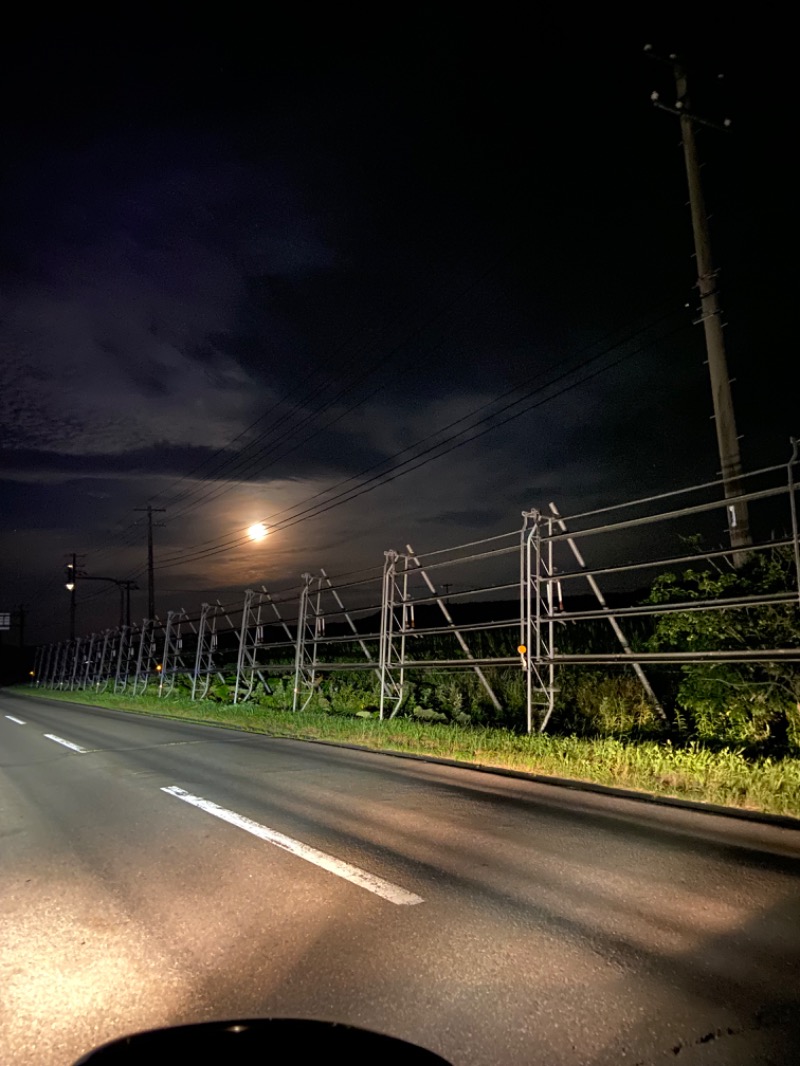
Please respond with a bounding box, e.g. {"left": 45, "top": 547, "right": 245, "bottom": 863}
{"left": 14, "top": 686, "right": 800, "bottom": 819}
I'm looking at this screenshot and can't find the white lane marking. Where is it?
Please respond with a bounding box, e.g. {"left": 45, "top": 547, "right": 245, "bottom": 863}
{"left": 161, "top": 785, "right": 424, "bottom": 907}
{"left": 5, "top": 715, "right": 26, "bottom": 725}
{"left": 44, "top": 734, "right": 89, "bottom": 754}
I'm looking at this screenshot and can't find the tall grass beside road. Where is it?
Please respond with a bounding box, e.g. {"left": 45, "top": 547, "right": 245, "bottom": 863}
{"left": 15, "top": 687, "right": 800, "bottom": 819}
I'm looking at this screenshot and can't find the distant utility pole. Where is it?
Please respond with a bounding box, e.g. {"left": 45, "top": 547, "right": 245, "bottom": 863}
{"left": 135, "top": 505, "right": 166, "bottom": 619}
{"left": 648, "top": 48, "right": 751, "bottom": 564}
{"left": 65, "top": 552, "right": 82, "bottom": 640}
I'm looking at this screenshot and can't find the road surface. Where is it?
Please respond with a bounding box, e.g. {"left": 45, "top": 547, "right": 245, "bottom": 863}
{"left": 2, "top": 689, "right": 799, "bottom": 1065}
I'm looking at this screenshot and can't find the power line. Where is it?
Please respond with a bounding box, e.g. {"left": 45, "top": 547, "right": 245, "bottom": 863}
{"left": 150, "top": 315, "right": 689, "bottom": 572}
{"left": 152, "top": 306, "right": 680, "bottom": 569}
{"left": 145, "top": 215, "right": 512, "bottom": 510}
{"left": 87, "top": 292, "right": 682, "bottom": 588}
{"left": 159, "top": 271, "right": 525, "bottom": 524}
{"left": 36, "top": 311, "right": 687, "bottom": 640}
{"left": 87, "top": 253, "right": 522, "bottom": 563}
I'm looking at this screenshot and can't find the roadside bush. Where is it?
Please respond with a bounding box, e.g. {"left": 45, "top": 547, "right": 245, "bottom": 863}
{"left": 647, "top": 545, "right": 800, "bottom": 752}
{"left": 552, "top": 667, "right": 663, "bottom": 738}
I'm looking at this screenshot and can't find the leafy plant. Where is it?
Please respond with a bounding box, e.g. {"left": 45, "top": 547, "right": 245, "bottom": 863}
{"left": 648, "top": 546, "right": 800, "bottom": 751}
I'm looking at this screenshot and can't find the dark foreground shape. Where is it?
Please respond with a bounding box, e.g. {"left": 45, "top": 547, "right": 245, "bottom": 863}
{"left": 74, "top": 1017, "right": 452, "bottom": 1064}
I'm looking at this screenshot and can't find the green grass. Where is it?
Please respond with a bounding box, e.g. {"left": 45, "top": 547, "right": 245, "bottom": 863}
{"left": 15, "top": 686, "right": 800, "bottom": 819}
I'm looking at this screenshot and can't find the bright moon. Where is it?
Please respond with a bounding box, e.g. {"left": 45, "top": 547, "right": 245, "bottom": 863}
{"left": 247, "top": 522, "right": 269, "bottom": 542}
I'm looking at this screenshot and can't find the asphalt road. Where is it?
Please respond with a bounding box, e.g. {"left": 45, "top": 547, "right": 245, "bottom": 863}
{"left": 2, "top": 690, "right": 800, "bottom": 1066}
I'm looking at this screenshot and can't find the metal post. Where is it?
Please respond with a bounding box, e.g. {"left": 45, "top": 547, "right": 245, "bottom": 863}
{"left": 114, "top": 626, "right": 130, "bottom": 692}
{"left": 233, "top": 590, "right": 271, "bottom": 704}
{"left": 133, "top": 620, "right": 152, "bottom": 694}
{"left": 395, "top": 554, "right": 409, "bottom": 717}
{"left": 788, "top": 438, "right": 800, "bottom": 605}
{"left": 48, "top": 644, "right": 58, "bottom": 688}
{"left": 525, "top": 516, "right": 536, "bottom": 734}
{"left": 159, "top": 611, "right": 175, "bottom": 697}
{"left": 47, "top": 643, "right": 59, "bottom": 687}
{"left": 261, "top": 586, "right": 295, "bottom": 643}
{"left": 534, "top": 517, "right": 543, "bottom": 731}
{"left": 523, "top": 521, "right": 530, "bottom": 733}
{"left": 94, "top": 629, "right": 112, "bottom": 689}
{"left": 234, "top": 590, "right": 254, "bottom": 706}
{"left": 58, "top": 642, "right": 71, "bottom": 688}
{"left": 312, "top": 579, "right": 322, "bottom": 687}
{"left": 319, "top": 569, "right": 381, "bottom": 680}
{"left": 378, "top": 551, "right": 398, "bottom": 720}
{"left": 193, "top": 602, "right": 226, "bottom": 700}
{"left": 57, "top": 643, "right": 67, "bottom": 687}
{"left": 522, "top": 512, "right": 556, "bottom": 734}
{"left": 32, "top": 644, "right": 43, "bottom": 685}
{"left": 52, "top": 643, "right": 63, "bottom": 687}
{"left": 548, "top": 503, "right": 666, "bottom": 718}
{"left": 405, "top": 544, "right": 502, "bottom": 711}
{"left": 70, "top": 638, "right": 82, "bottom": 690}
{"left": 193, "top": 604, "right": 210, "bottom": 700}
{"left": 159, "top": 609, "right": 187, "bottom": 697}
{"left": 61, "top": 642, "right": 71, "bottom": 687}
{"left": 539, "top": 515, "right": 557, "bottom": 732}
{"left": 292, "top": 574, "right": 314, "bottom": 712}
{"left": 37, "top": 644, "right": 50, "bottom": 687}
{"left": 82, "top": 633, "right": 96, "bottom": 689}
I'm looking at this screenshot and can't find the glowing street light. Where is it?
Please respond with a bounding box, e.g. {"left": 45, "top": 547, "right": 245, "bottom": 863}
{"left": 247, "top": 522, "right": 269, "bottom": 542}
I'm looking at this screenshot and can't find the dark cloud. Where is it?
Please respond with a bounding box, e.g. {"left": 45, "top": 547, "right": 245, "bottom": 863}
{"left": 1, "top": 18, "right": 796, "bottom": 643}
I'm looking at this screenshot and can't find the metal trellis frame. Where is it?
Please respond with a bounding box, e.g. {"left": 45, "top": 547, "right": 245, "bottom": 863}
{"left": 131, "top": 619, "right": 158, "bottom": 695}
{"left": 378, "top": 551, "right": 411, "bottom": 718}
{"left": 114, "top": 626, "right": 135, "bottom": 693}
{"left": 159, "top": 609, "right": 191, "bottom": 697}
{"left": 33, "top": 443, "right": 800, "bottom": 737}
{"left": 192, "top": 602, "right": 229, "bottom": 699}
{"left": 233, "top": 590, "right": 274, "bottom": 704}
{"left": 92, "top": 629, "right": 114, "bottom": 690}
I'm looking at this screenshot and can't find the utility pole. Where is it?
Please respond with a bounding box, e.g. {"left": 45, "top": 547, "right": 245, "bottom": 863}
{"left": 15, "top": 604, "right": 26, "bottom": 648}
{"left": 135, "top": 505, "right": 165, "bottom": 619}
{"left": 649, "top": 49, "right": 751, "bottom": 564}
{"left": 65, "top": 568, "right": 138, "bottom": 630}
{"left": 121, "top": 580, "right": 136, "bottom": 629}
{"left": 66, "top": 552, "right": 79, "bottom": 640}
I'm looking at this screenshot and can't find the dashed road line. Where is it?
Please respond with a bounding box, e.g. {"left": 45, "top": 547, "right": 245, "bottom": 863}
{"left": 161, "top": 784, "right": 424, "bottom": 906}
{"left": 44, "top": 734, "right": 90, "bottom": 754}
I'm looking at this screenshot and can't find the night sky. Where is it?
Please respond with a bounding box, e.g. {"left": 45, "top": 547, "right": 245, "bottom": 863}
{"left": 1, "top": 14, "right": 797, "bottom": 645}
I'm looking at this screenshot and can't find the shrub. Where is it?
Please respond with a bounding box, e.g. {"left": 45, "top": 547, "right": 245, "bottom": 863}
{"left": 648, "top": 546, "right": 800, "bottom": 751}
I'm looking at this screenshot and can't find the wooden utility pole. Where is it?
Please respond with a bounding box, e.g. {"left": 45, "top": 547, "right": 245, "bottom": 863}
{"left": 671, "top": 55, "right": 751, "bottom": 563}
{"left": 135, "top": 505, "right": 166, "bottom": 619}
{"left": 68, "top": 552, "right": 78, "bottom": 640}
